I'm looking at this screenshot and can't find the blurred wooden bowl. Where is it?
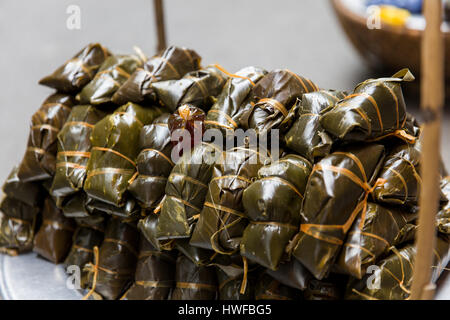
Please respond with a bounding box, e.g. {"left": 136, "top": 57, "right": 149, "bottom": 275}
{"left": 331, "top": 0, "right": 450, "bottom": 92}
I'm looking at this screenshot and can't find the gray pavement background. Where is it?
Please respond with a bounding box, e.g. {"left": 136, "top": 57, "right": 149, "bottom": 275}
{"left": 0, "top": 0, "right": 448, "bottom": 184}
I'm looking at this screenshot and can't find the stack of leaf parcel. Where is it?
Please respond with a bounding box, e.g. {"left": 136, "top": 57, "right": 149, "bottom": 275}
{"left": 0, "top": 43, "right": 449, "bottom": 300}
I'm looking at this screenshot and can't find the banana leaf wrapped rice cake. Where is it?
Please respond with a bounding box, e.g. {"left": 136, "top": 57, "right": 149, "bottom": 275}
{"left": 284, "top": 90, "right": 346, "bottom": 161}
{"left": 121, "top": 237, "right": 176, "bottom": 300}
{"left": 84, "top": 217, "right": 140, "bottom": 300}
{"left": 240, "top": 154, "right": 312, "bottom": 270}
{"left": 151, "top": 65, "right": 228, "bottom": 112}
{"left": 190, "top": 146, "right": 270, "bottom": 254}
{"left": 112, "top": 46, "right": 201, "bottom": 105}
{"left": 240, "top": 69, "right": 319, "bottom": 134}
{"left": 291, "top": 144, "right": 385, "bottom": 280}
{"left": 33, "top": 196, "right": 76, "bottom": 263}
{"left": 18, "top": 93, "right": 76, "bottom": 182}
{"left": 39, "top": 43, "right": 110, "bottom": 93}
{"left": 77, "top": 54, "right": 143, "bottom": 106}
{"left": 84, "top": 103, "right": 163, "bottom": 210}
{"left": 204, "top": 66, "right": 267, "bottom": 135}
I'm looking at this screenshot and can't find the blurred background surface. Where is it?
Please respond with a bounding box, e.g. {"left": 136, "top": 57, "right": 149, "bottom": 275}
{"left": 0, "top": 0, "right": 448, "bottom": 185}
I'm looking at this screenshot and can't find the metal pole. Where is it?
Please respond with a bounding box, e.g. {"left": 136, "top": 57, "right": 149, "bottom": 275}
{"left": 411, "top": 0, "right": 444, "bottom": 300}
{"left": 153, "top": 0, "right": 167, "bottom": 52}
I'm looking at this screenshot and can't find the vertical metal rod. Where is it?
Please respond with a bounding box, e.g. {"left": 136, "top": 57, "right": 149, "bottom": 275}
{"left": 411, "top": 0, "right": 444, "bottom": 300}
{"left": 153, "top": 0, "right": 167, "bottom": 52}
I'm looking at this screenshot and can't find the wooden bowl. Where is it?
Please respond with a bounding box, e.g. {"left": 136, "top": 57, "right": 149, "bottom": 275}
{"left": 332, "top": 0, "right": 450, "bottom": 92}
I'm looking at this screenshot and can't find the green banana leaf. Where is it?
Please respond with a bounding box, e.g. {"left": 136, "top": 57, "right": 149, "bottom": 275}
{"left": 321, "top": 69, "right": 415, "bottom": 142}
{"left": 291, "top": 144, "right": 385, "bottom": 280}
{"left": 190, "top": 146, "right": 269, "bottom": 254}
{"left": 77, "top": 54, "right": 143, "bottom": 106}
{"left": 217, "top": 268, "right": 254, "bottom": 300}
{"left": 2, "top": 166, "right": 43, "bottom": 207}
{"left": 335, "top": 203, "right": 416, "bottom": 279}
{"left": 128, "top": 113, "right": 174, "bottom": 209}
{"left": 204, "top": 66, "right": 267, "bottom": 135}
{"left": 170, "top": 254, "right": 217, "bottom": 300}
{"left": 61, "top": 192, "right": 94, "bottom": 218}
{"left": 39, "top": 43, "right": 110, "bottom": 93}
{"left": 122, "top": 237, "right": 176, "bottom": 300}
{"left": 303, "top": 275, "right": 346, "bottom": 300}
{"left": 240, "top": 154, "right": 312, "bottom": 270}
{"left": 84, "top": 218, "right": 140, "bottom": 300}
{"left": 0, "top": 196, "right": 41, "bottom": 255}
{"left": 83, "top": 103, "right": 163, "bottom": 207}
{"left": 254, "top": 273, "right": 301, "bottom": 300}
{"left": 33, "top": 196, "right": 76, "bottom": 263}
{"left": 87, "top": 198, "right": 143, "bottom": 220}
{"left": 373, "top": 141, "right": 422, "bottom": 206}
{"left": 17, "top": 93, "right": 76, "bottom": 182}
{"left": 51, "top": 105, "right": 106, "bottom": 199}
{"left": 112, "top": 46, "right": 201, "bottom": 105}
{"left": 347, "top": 235, "right": 450, "bottom": 300}
{"left": 437, "top": 176, "right": 450, "bottom": 234}
{"left": 265, "top": 258, "right": 312, "bottom": 290}
{"left": 156, "top": 142, "right": 220, "bottom": 240}
{"left": 64, "top": 225, "right": 104, "bottom": 289}
{"left": 151, "top": 65, "right": 228, "bottom": 112}
{"left": 239, "top": 69, "right": 319, "bottom": 134}
{"left": 284, "top": 90, "right": 346, "bottom": 161}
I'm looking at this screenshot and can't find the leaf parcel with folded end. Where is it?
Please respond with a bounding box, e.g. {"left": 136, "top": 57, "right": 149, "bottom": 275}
{"left": 77, "top": 54, "right": 143, "bottom": 106}
{"left": 84, "top": 103, "right": 163, "bottom": 208}
{"left": 240, "top": 154, "right": 312, "bottom": 270}
{"left": 112, "top": 46, "right": 201, "bottom": 105}
{"left": 284, "top": 90, "right": 346, "bottom": 161}
{"left": 51, "top": 105, "right": 106, "bottom": 200}
{"left": 170, "top": 254, "right": 217, "bottom": 300}
{"left": 334, "top": 203, "right": 416, "bottom": 279}
{"left": 321, "top": 69, "right": 415, "bottom": 142}
{"left": 2, "top": 166, "right": 43, "bottom": 207}
{"left": 217, "top": 268, "right": 254, "bottom": 300}
{"left": 0, "top": 196, "right": 41, "bottom": 255}
{"left": 151, "top": 65, "right": 228, "bottom": 112}
{"left": 84, "top": 218, "right": 140, "bottom": 300}
{"left": 18, "top": 93, "right": 76, "bottom": 182}
{"left": 204, "top": 66, "right": 267, "bottom": 135}
{"left": 156, "top": 142, "right": 220, "bottom": 240}
{"left": 240, "top": 69, "right": 319, "bottom": 134}
{"left": 39, "top": 43, "right": 110, "bottom": 93}
{"left": 33, "top": 196, "right": 76, "bottom": 263}
{"left": 190, "top": 146, "right": 270, "bottom": 254}
{"left": 64, "top": 225, "right": 104, "bottom": 289}
{"left": 347, "top": 235, "right": 450, "bottom": 300}
{"left": 128, "top": 113, "right": 174, "bottom": 209}
{"left": 121, "top": 237, "right": 176, "bottom": 300}
{"left": 291, "top": 144, "right": 385, "bottom": 280}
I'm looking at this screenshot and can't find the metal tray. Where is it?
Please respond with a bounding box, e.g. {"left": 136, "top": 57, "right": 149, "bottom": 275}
{"left": 0, "top": 252, "right": 449, "bottom": 300}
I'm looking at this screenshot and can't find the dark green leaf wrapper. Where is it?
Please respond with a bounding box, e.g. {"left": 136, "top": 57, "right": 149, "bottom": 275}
{"left": 2, "top": 166, "right": 43, "bottom": 207}
{"left": 112, "top": 46, "right": 201, "bottom": 105}
{"left": 204, "top": 66, "right": 267, "bottom": 135}
{"left": 151, "top": 65, "right": 228, "bottom": 112}
{"left": 64, "top": 226, "right": 104, "bottom": 289}
{"left": 291, "top": 144, "right": 385, "bottom": 280}
{"left": 265, "top": 258, "right": 312, "bottom": 291}
{"left": 240, "top": 154, "right": 312, "bottom": 270}
{"left": 128, "top": 114, "right": 174, "bottom": 209}
{"left": 217, "top": 268, "right": 254, "bottom": 300}
{"left": 122, "top": 238, "right": 176, "bottom": 300}
{"left": 51, "top": 105, "right": 107, "bottom": 199}
{"left": 18, "top": 93, "right": 76, "bottom": 182}
{"left": 240, "top": 69, "right": 319, "bottom": 134}
{"left": 39, "top": 43, "right": 110, "bottom": 93}
{"left": 84, "top": 103, "right": 163, "bottom": 207}
{"left": 85, "top": 218, "right": 140, "bottom": 300}
{"left": 170, "top": 255, "right": 217, "bottom": 300}
{"left": 321, "top": 69, "right": 415, "bottom": 142}
{"left": 284, "top": 90, "right": 346, "bottom": 161}
{"left": 77, "top": 54, "right": 143, "bottom": 106}
{"left": 190, "top": 146, "right": 269, "bottom": 254}
{"left": 254, "top": 273, "right": 301, "bottom": 300}
{"left": 33, "top": 197, "right": 76, "bottom": 263}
